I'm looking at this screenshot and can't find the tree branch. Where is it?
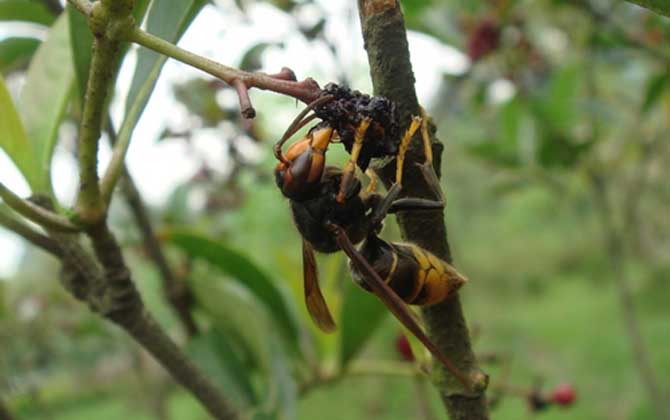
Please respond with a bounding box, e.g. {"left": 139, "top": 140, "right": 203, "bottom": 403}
{"left": 46, "top": 221, "right": 239, "bottom": 419}
{"left": 0, "top": 207, "right": 61, "bottom": 256}
{"left": 97, "top": 25, "right": 322, "bottom": 204}
{"left": 0, "top": 183, "right": 79, "bottom": 232}
{"left": 357, "top": 2, "right": 489, "bottom": 419}
{"left": 69, "top": 0, "right": 134, "bottom": 224}
{"left": 125, "top": 27, "right": 322, "bottom": 110}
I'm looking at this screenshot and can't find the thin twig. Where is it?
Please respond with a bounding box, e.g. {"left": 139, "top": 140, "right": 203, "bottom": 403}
{"left": 299, "top": 360, "right": 418, "bottom": 397}
{"left": 126, "top": 27, "right": 322, "bottom": 105}
{"left": 0, "top": 184, "right": 79, "bottom": 232}
{"left": 0, "top": 208, "right": 61, "bottom": 256}
{"left": 98, "top": 26, "right": 323, "bottom": 205}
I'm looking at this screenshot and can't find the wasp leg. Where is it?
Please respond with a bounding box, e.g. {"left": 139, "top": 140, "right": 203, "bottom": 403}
{"left": 337, "top": 117, "right": 372, "bottom": 203}
{"left": 395, "top": 116, "right": 422, "bottom": 186}
{"left": 330, "top": 224, "right": 472, "bottom": 391}
{"left": 367, "top": 117, "right": 422, "bottom": 227}
{"left": 419, "top": 107, "right": 433, "bottom": 166}
{"left": 365, "top": 168, "right": 378, "bottom": 195}
{"left": 417, "top": 107, "right": 445, "bottom": 203}
{"left": 274, "top": 95, "right": 334, "bottom": 165}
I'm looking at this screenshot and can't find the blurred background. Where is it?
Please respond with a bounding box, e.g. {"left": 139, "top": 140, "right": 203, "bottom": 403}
{"left": 1, "top": 0, "right": 669, "bottom": 419}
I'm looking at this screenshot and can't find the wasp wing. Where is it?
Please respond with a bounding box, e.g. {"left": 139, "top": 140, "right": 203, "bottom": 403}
{"left": 332, "top": 226, "right": 471, "bottom": 390}
{"left": 303, "top": 239, "right": 337, "bottom": 333}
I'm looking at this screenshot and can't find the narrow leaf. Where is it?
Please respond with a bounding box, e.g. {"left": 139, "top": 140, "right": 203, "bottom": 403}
{"left": 187, "top": 328, "right": 258, "bottom": 406}
{"left": 0, "top": 0, "right": 55, "bottom": 26}
{"left": 0, "top": 37, "right": 40, "bottom": 74}
{"left": 67, "top": 4, "right": 93, "bottom": 102}
{"left": 0, "top": 74, "right": 35, "bottom": 187}
{"left": 642, "top": 72, "right": 669, "bottom": 114}
{"left": 18, "top": 14, "right": 74, "bottom": 192}
{"left": 119, "top": 0, "right": 206, "bottom": 146}
{"left": 192, "top": 278, "right": 297, "bottom": 417}
{"left": 168, "top": 231, "right": 300, "bottom": 347}
{"left": 339, "top": 278, "right": 387, "bottom": 367}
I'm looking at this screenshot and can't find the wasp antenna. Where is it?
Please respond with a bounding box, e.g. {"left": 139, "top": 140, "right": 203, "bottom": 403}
{"left": 274, "top": 95, "right": 335, "bottom": 163}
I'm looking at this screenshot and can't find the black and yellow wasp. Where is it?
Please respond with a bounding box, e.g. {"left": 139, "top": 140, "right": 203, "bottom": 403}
{"left": 273, "top": 85, "right": 471, "bottom": 388}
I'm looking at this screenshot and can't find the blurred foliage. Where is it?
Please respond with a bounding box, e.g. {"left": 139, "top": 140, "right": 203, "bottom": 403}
{"left": 1, "top": 0, "right": 669, "bottom": 419}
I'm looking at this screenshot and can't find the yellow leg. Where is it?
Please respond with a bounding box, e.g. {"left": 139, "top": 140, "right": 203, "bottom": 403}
{"left": 337, "top": 117, "right": 371, "bottom": 203}
{"left": 365, "top": 168, "right": 378, "bottom": 195}
{"left": 418, "top": 107, "right": 444, "bottom": 202}
{"left": 419, "top": 107, "right": 433, "bottom": 166}
{"left": 395, "top": 117, "right": 422, "bottom": 186}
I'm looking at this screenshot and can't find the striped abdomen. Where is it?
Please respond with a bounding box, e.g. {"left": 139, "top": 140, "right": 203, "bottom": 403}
{"left": 352, "top": 236, "right": 468, "bottom": 305}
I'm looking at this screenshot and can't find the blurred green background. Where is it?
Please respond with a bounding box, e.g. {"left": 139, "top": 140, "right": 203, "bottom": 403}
{"left": 1, "top": 0, "right": 669, "bottom": 419}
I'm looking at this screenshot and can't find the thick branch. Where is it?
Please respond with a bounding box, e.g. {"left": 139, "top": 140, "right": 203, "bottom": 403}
{"left": 357, "top": 1, "right": 489, "bottom": 419}
{"left": 70, "top": 0, "right": 133, "bottom": 224}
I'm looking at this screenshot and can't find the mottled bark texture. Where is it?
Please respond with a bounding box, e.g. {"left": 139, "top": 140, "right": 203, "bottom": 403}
{"left": 357, "top": 1, "right": 490, "bottom": 419}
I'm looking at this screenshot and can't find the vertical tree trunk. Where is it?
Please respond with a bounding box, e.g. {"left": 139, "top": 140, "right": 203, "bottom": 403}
{"left": 357, "top": 2, "right": 490, "bottom": 419}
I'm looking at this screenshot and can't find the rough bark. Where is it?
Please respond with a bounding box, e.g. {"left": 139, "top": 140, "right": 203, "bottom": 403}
{"left": 357, "top": 2, "right": 489, "bottom": 419}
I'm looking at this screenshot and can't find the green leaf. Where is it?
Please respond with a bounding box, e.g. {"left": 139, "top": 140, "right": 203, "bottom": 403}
{"left": 18, "top": 14, "right": 74, "bottom": 193}
{"left": 536, "top": 132, "right": 591, "bottom": 168}
{"left": 0, "top": 37, "right": 40, "bottom": 74}
{"left": 173, "top": 78, "right": 226, "bottom": 126}
{"left": 119, "top": 0, "right": 206, "bottom": 149}
{"left": 0, "top": 74, "right": 35, "bottom": 187}
{"left": 536, "top": 65, "right": 580, "bottom": 134}
{"left": 339, "top": 278, "right": 387, "bottom": 367}
{"left": 168, "top": 231, "right": 300, "bottom": 349}
{"left": 642, "top": 72, "right": 669, "bottom": 114}
{"left": 191, "top": 279, "right": 296, "bottom": 418}
{"left": 264, "top": 328, "right": 297, "bottom": 420}
{"left": 0, "top": 0, "right": 55, "bottom": 26}
{"left": 186, "top": 328, "right": 258, "bottom": 406}
{"left": 68, "top": 0, "right": 150, "bottom": 103}
{"left": 468, "top": 97, "right": 524, "bottom": 168}
{"left": 624, "top": 0, "right": 670, "bottom": 18}
{"left": 67, "top": 4, "right": 93, "bottom": 103}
